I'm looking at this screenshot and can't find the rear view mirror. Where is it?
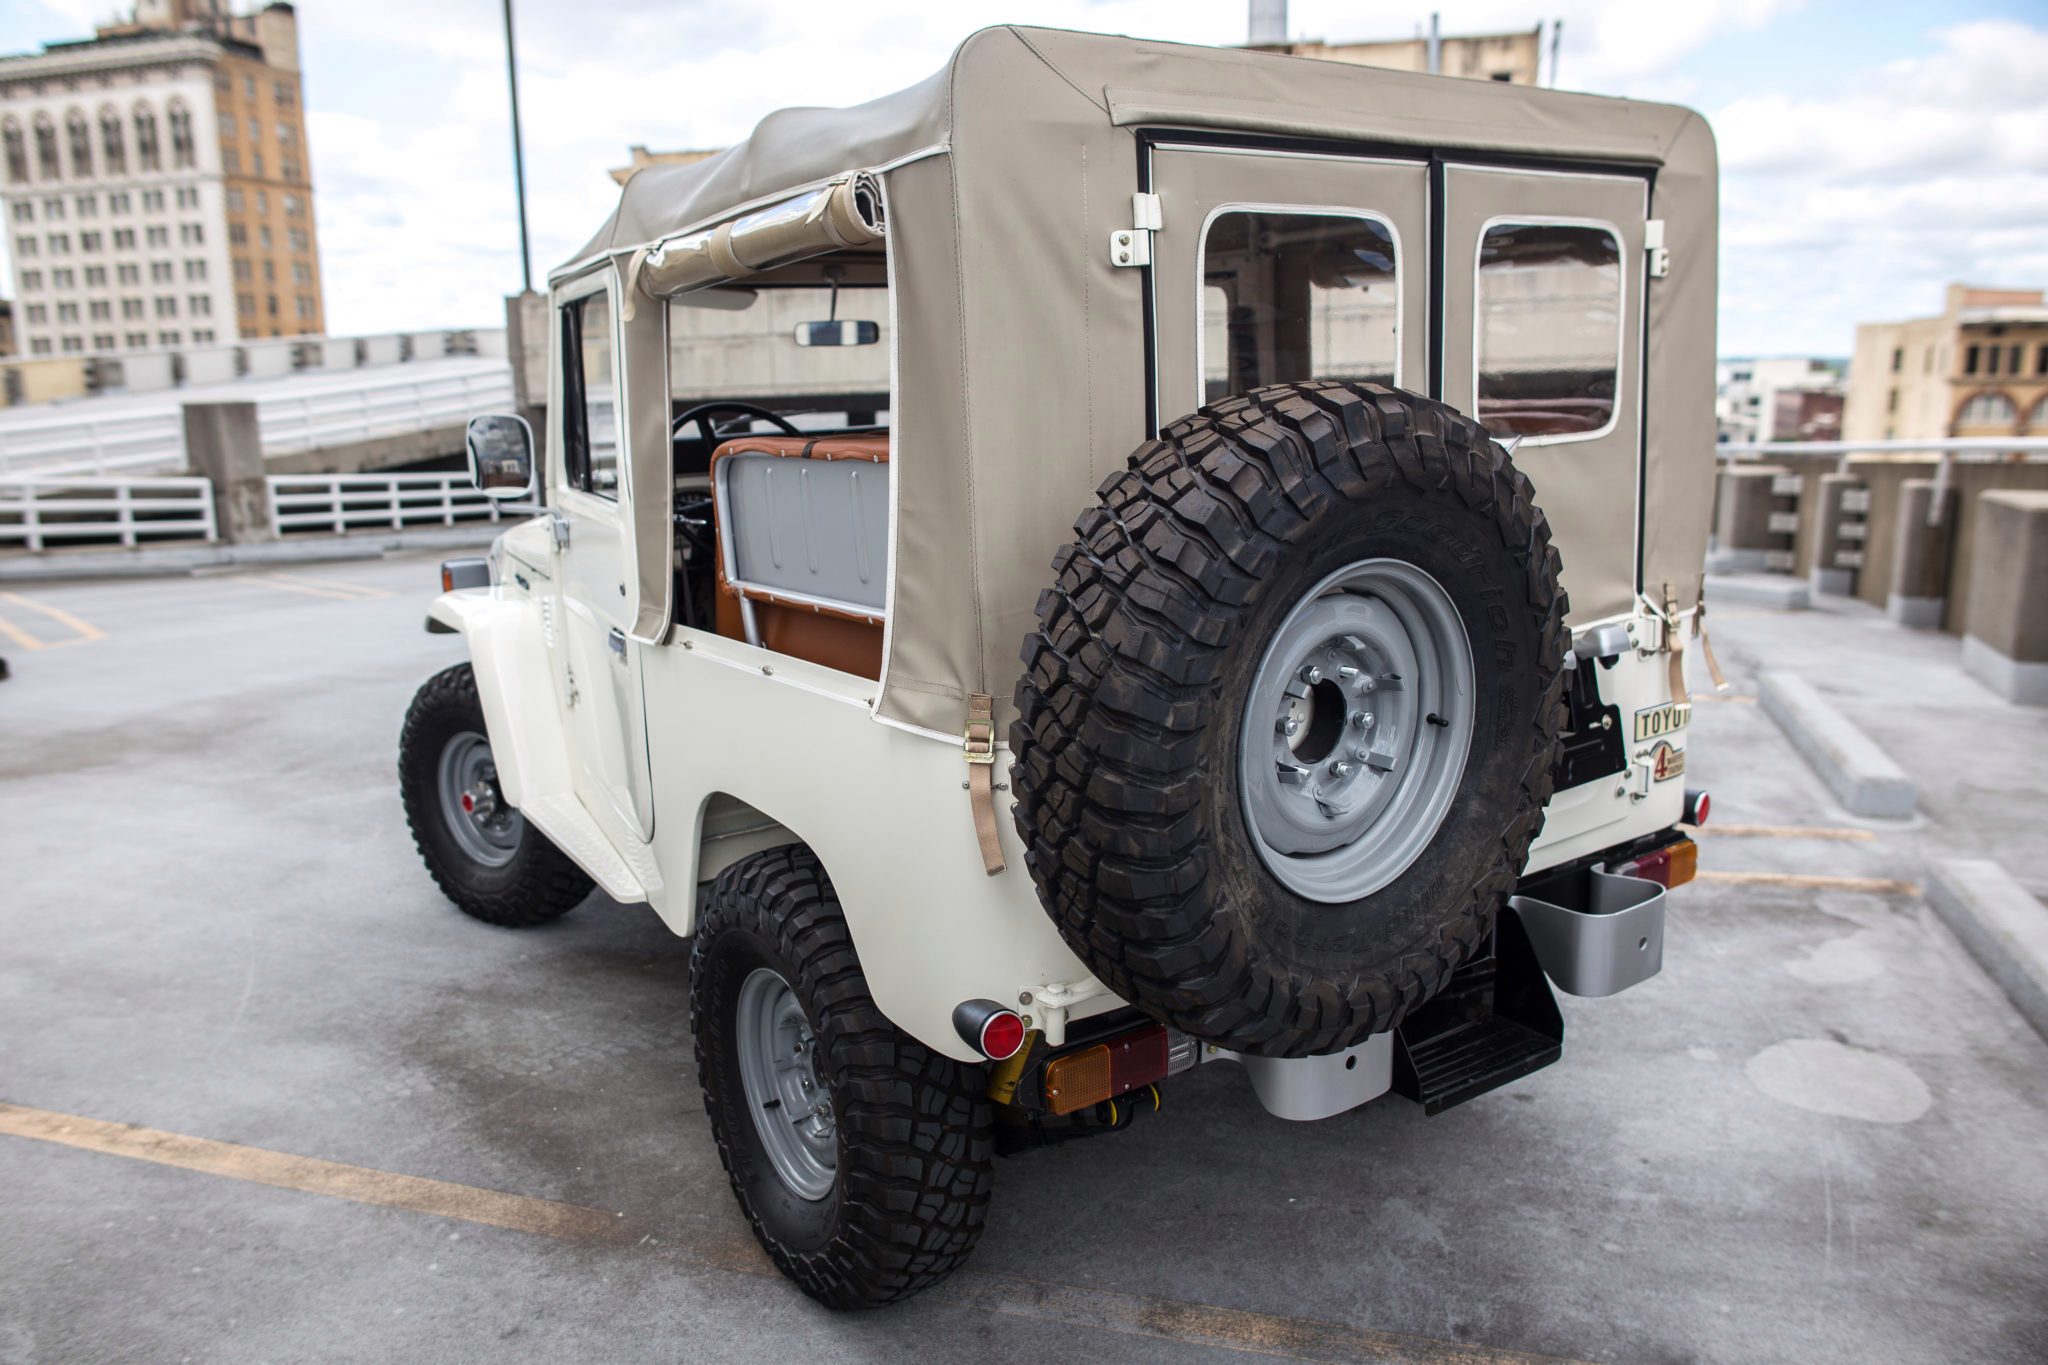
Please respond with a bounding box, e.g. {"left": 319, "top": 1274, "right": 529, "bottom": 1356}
{"left": 465, "top": 413, "right": 535, "bottom": 500}
{"left": 793, "top": 320, "right": 880, "bottom": 347}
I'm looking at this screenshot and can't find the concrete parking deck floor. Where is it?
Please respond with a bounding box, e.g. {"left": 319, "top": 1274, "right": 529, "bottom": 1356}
{"left": 2, "top": 557, "right": 2045, "bottom": 1364}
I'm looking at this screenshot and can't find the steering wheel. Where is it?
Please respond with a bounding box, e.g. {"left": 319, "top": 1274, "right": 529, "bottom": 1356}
{"left": 672, "top": 401, "right": 801, "bottom": 445}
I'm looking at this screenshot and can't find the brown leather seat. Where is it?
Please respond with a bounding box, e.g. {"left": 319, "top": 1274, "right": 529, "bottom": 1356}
{"left": 708, "top": 433, "right": 889, "bottom": 679}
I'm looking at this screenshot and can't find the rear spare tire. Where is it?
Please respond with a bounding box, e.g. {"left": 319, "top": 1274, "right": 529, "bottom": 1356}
{"left": 1012, "top": 382, "right": 1567, "bottom": 1057}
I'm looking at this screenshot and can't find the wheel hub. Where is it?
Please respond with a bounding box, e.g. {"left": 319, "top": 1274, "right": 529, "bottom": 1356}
{"left": 735, "top": 967, "right": 837, "bottom": 1202}
{"left": 1238, "top": 559, "right": 1476, "bottom": 903}
{"left": 436, "top": 731, "right": 522, "bottom": 867}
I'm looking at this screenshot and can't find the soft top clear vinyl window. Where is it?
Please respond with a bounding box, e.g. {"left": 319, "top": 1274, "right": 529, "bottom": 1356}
{"left": 1475, "top": 222, "right": 1622, "bottom": 441}
{"left": 1201, "top": 210, "right": 1398, "bottom": 401}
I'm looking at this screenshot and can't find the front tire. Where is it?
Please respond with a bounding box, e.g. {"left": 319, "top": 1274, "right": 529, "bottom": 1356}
{"left": 692, "top": 847, "right": 993, "bottom": 1309}
{"left": 398, "top": 663, "right": 592, "bottom": 927}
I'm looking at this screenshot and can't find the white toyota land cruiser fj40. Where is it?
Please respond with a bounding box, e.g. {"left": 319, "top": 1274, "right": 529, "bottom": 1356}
{"left": 399, "top": 27, "right": 1722, "bottom": 1310}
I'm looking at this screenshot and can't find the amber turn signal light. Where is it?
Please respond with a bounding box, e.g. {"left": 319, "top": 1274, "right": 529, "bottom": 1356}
{"left": 1624, "top": 835, "right": 1697, "bottom": 890}
{"left": 1043, "top": 1023, "right": 1169, "bottom": 1115}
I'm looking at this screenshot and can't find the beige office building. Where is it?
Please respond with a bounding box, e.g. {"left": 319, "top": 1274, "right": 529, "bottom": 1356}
{"left": 1845, "top": 284, "right": 2048, "bottom": 442}
{"left": 0, "top": 0, "right": 323, "bottom": 358}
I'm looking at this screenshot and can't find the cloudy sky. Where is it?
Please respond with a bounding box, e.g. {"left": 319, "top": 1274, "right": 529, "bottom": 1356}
{"left": 1, "top": 0, "right": 2044, "bottom": 357}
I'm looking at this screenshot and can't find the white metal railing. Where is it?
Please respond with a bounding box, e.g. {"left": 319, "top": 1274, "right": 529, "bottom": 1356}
{"left": 1718, "top": 437, "right": 2048, "bottom": 460}
{"left": 0, "top": 359, "right": 514, "bottom": 478}
{"left": 267, "top": 472, "right": 536, "bottom": 535}
{"left": 0, "top": 475, "right": 218, "bottom": 550}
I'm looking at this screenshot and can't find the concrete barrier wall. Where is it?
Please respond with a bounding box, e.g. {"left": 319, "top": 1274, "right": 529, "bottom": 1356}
{"left": 1850, "top": 460, "right": 2048, "bottom": 631}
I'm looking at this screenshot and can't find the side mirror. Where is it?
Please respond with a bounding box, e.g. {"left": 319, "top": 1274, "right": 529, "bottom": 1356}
{"left": 465, "top": 413, "right": 535, "bottom": 500}
{"left": 793, "top": 320, "right": 880, "bottom": 348}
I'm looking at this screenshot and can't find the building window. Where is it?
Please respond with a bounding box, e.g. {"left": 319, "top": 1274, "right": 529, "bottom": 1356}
{"left": 93, "top": 333, "right": 114, "bottom": 349}
{"left": 89, "top": 300, "right": 110, "bottom": 321}
{"left": 79, "top": 230, "right": 100, "bottom": 251}
{"left": 51, "top": 267, "right": 73, "bottom": 288}
{"left": 25, "top": 304, "right": 47, "bottom": 324}
{"left": 244, "top": 75, "right": 256, "bottom": 100}
{"left": 84, "top": 265, "right": 105, "bottom": 286}
{"left": 157, "top": 330, "right": 179, "bottom": 346}
{"left": 112, "top": 227, "right": 135, "bottom": 249}
{"left": 125, "top": 332, "right": 146, "bottom": 348}
{"left": 280, "top": 157, "right": 299, "bottom": 182}
{"left": 184, "top": 259, "right": 206, "bottom": 281}
{"left": 1477, "top": 222, "right": 1624, "bottom": 439}
{"left": 189, "top": 294, "right": 211, "bottom": 316}
{"left": 34, "top": 116, "right": 60, "bottom": 179}
{"left": 75, "top": 193, "right": 96, "bottom": 216}
{"left": 30, "top": 338, "right": 51, "bottom": 355}
{"left": 274, "top": 80, "right": 293, "bottom": 108}
{"left": 295, "top": 294, "right": 313, "bottom": 320}
{"left": 150, "top": 261, "right": 173, "bottom": 283}
{"left": 47, "top": 232, "right": 68, "bottom": 254}
{"left": 8, "top": 202, "right": 28, "bottom": 223}
{"left": 2038, "top": 344, "right": 2048, "bottom": 377}
{"left": 291, "top": 261, "right": 311, "bottom": 285}
{"left": 61, "top": 335, "right": 83, "bottom": 352}
{"left": 283, "top": 193, "right": 303, "bottom": 218}
{"left": 228, "top": 223, "right": 247, "bottom": 246}
{"left": 1988, "top": 346, "right": 2002, "bottom": 376}
{"left": 99, "top": 107, "right": 125, "bottom": 174}
{"left": 179, "top": 223, "right": 203, "bottom": 245}
{"left": 287, "top": 227, "right": 307, "bottom": 253}
{"left": 133, "top": 106, "right": 160, "bottom": 172}
{"left": 251, "top": 151, "right": 264, "bottom": 178}
{"left": 1964, "top": 344, "right": 1980, "bottom": 375}
{"left": 266, "top": 292, "right": 278, "bottom": 316}
{"left": 19, "top": 269, "right": 39, "bottom": 290}
{"left": 121, "top": 298, "right": 143, "bottom": 319}
{"left": 42, "top": 196, "right": 64, "bottom": 219}
{"left": 12, "top": 234, "right": 34, "bottom": 256}
{"left": 66, "top": 110, "right": 92, "bottom": 177}
{"left": 225, "top": 187, "right": 244, "bottom": 213}
{"left": 193, "top": 328, "right": 215, "bottom": 343}
{"left": 3, "top": 121, "right": 28, "bottom": 183}
{"left": 222, "top": 148, "right": 239, "bottom": 175}
{"left": 233, "top": 257, "right": 251, "bottom": 281}
{"left": 259, "top": 225, "right": 272, "bottom": 250}
{"left": 168, "top": 103, "right": 194, "bottom": 168}
{"left": 107, "top": 190, "right": 129, "bottom": 214}
{"left": 154, "top": 296, "right": 177, "bottom": 318}
{"left": 256, "top": 189, "right": 268, "bottom": 214}
{"left": 57, "top": 302, "right": 78, "bottom": 322}
{"left": 1887, "top": 388, "right": 1898, "bottom": 412}
{"left": 117, "top": 264, "right": 139, "bottom": 285}
{"left": 2009, "top": 345, "right": 2023, "bottom": 376}
{"left": 175, "top": 187, "right": 198, "bottom": 209}
{"left": 1890, "top": 347, "right": 1902, "bottom": 372}
{"left": 1955, "top": 391, "right": 2017, "bottom": 429}
{"left": 146, "top": 225, "right": 168, "bottom": 247}
{"left": 262, "top": 259, "right": 274, "bottom": 282}
{"left": 142, "top": 188, "right": 164, "bottom": 211}
{"left": 237, "top": 292, "right": 254, "bottom": 314}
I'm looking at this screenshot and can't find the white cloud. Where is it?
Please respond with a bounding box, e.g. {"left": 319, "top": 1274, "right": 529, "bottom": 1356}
{"left": 1711, "top": 19, "right": 2048, "bottom": 354}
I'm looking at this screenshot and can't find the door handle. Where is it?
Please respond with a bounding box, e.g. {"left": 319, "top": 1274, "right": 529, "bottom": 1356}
{"left": 608, "top": 626, "right": 627, "bottom": 660}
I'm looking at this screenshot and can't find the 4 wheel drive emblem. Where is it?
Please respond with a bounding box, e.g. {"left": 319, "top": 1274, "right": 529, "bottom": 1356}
{"left": 1650, "top": 741, "right": 1686, "bottom": 782}
{"left": 1633, "top": 701, "right": 1692, "bottom": 743}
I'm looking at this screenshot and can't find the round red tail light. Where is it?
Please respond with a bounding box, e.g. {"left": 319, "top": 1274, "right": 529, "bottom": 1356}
{"left": 951, "top": 999, "right": 1027, "bottom": 1061}
{"left": 1685, "top": 788, "right": 1710, "bottom": 827}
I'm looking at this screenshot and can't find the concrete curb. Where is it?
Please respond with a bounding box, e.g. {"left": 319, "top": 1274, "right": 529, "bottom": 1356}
{"left": 0, "top": 527, "right": 504, "bottom": 582}
{"left": 1758, "top": 670, "right": 1916, "bottom": 818}
{"left": 1705, "top": 573, "right": 1811, "bottom": 611}
{"left": 1927, "top": 859, "right": 2048, "bottom": 1042}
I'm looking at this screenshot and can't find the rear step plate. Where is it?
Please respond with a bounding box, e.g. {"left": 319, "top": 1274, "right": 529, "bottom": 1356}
{"left": 1391, "top": 910, "right": 1564, "bottom": 1116}
{"left": 1392, "top": 1016, "right": 1561, "bottom": 1116}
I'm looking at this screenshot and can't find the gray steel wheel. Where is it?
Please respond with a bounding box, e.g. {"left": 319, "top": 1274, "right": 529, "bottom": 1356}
{"left": 1237, "top": 557, "right": 1476, "bottom": 903}
{"left": 734, "top": 967, "right": 838, "bottom": 1202}
{"left": 436, "top": 730, "right": 521, "bottom": 868}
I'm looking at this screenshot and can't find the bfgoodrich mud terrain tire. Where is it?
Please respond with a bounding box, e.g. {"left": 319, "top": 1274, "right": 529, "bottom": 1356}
{"left": 1012, "top": 382, "right": 1568, "bottom": 1057}
{"left": 692, "top": 847, "right": 994, "bottom": 1310}
{"left": 398, "top": 663, "right": 592, "bottom": 927}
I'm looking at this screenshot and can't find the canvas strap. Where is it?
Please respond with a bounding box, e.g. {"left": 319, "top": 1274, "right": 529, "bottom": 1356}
{"left": 964, "top": 693, "right": 1006, "bottom": 877}
{"left": 1661, "top": 582, "right": 1688, "bottom": 702}
{"left": 1693, "top": 572, "right": 1729, "bottom": 691}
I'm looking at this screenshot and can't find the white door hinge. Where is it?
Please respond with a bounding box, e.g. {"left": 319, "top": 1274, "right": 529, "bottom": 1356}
{"left": 1645, "top": 219, "right": 1670, "bottom": 279}
{"left": 1109, "top": 192, "right": 1161, "bottom": 268}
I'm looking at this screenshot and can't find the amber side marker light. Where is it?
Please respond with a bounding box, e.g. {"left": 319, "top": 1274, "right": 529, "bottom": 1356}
{"left": 1044, "top": 1023, "right": 1169, "bottom": 1116}
{"left": 1622, "top": 835, "right": 1698, "bottom": 890}
{"left": 440, "top": 564, "right": 455, "bottom": 593}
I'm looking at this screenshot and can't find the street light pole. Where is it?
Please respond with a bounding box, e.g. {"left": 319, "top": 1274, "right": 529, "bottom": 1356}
{"left": 500, "top": 0, "right": 534, "bottom": 294}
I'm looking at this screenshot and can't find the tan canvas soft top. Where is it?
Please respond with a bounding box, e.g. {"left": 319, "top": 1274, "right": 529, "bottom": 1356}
{"left": 558, "top": 26, "right": 1719, "bottom": 737}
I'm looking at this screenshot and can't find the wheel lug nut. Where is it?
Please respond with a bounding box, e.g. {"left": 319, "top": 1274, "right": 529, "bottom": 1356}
{"left": 1332, "top": 760, "right": 1355, "bottom": 778}
{"left": 1351, "top": 712, "right": 1374, "bottom": 730}
{"left": 1300, "top": 664, "right": 1323, "bottom": 685}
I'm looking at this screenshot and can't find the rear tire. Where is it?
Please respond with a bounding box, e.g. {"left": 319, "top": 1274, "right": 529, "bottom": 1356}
{"left": 398, "top": 663, "right": 592, "bottom": 927}
{"left": 692, "top": 847, "right": 993, "bottom": 1309}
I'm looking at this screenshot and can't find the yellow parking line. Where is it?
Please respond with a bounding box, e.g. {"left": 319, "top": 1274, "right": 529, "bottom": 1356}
{"left": 1690, "top": 692, "right": 1757, "bottom": 704}
{"left": 1695, "top": 870, "right": 1918, "bottom": 895}
{"left": 261, "top": 573, "right": 392, "bottom": 601}
{"left": 0, "top": 591, "right": 105, "bottom": 648}
{"left": 1, "top": 1098, "right": 1586, "bottom": 1361}
{"left": 0, "top": 1101, "right": 624, "bottom": 1242}
{"left": 245, "top": 574, "right": 379, "bottom": 602}
{"left": 1687, "top": 823, "right": 1876, "bottom": 842}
